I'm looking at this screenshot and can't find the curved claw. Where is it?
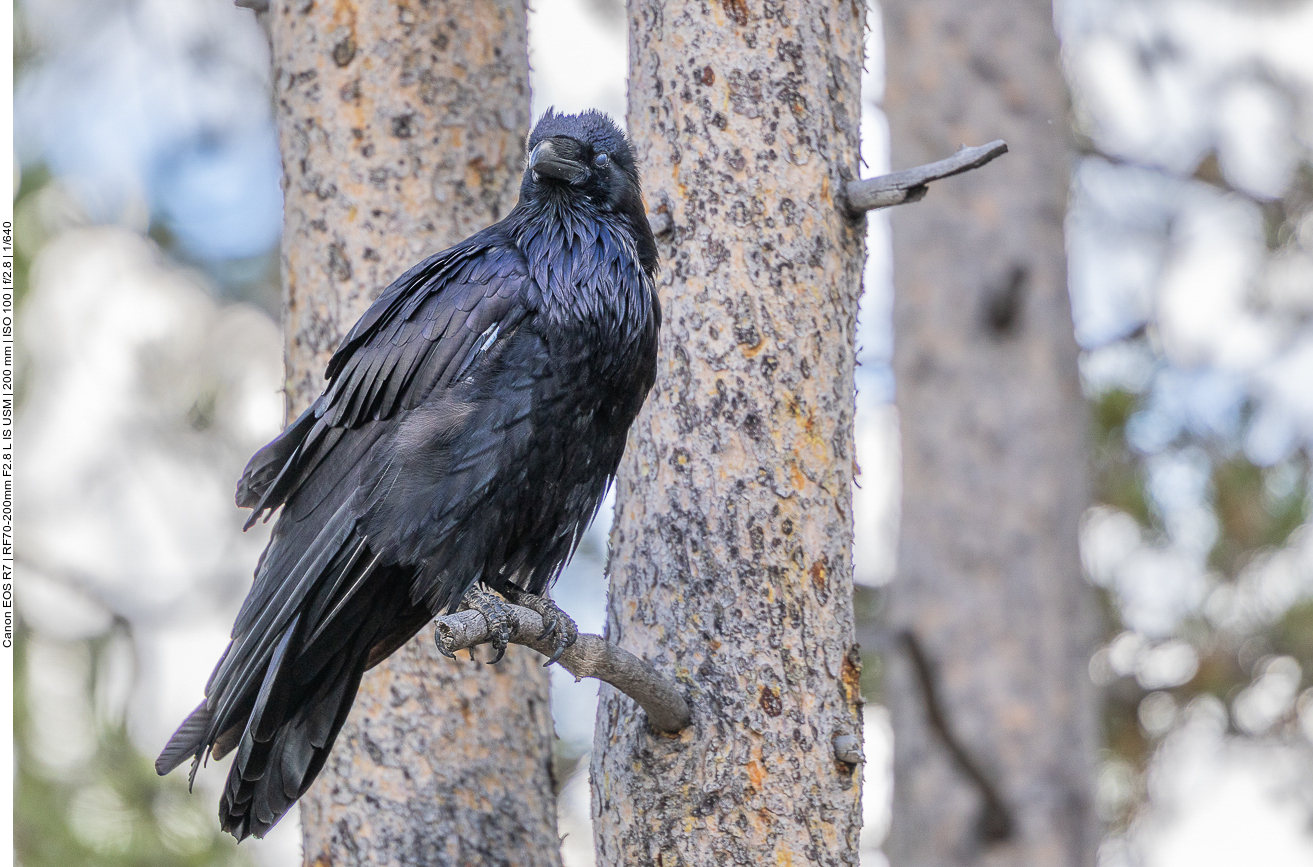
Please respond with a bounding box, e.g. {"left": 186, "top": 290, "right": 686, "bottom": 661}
{"left": 537, "top": 612, "right": 558, "bottom": 642}
{"left": 484, "top": 610, "right": 512, "bottom": 664}
{"left": 543, "top": 620, "right": 578, "bottom": 667}
{"left": 506, "top": 589, "right": 578, "bottom": 667}
{"left": 544, "top": 641, "right": 567, "bottom": 667}
{"left": 459, "top": 584, "right": 515, "bottom": 665}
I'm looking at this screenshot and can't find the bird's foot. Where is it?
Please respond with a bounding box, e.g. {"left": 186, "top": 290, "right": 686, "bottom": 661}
{"left": 505, "top": 589, "right": 578, "bottom": 666}
{"left": 453, "top": 584, "right": 515, "bottom": 664}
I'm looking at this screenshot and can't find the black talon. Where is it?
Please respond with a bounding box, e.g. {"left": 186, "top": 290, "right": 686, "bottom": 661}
{"left": 537, "top": 612, "right": 558, "bottom": 642}
{"left": 505, "top": 588, "right": 578, "bottom": 667}
{"left": 545, "top": 635, "right": 570, "bottom": 667}
{"left": 460, "top": 584, "right": 514, "bottom": 664}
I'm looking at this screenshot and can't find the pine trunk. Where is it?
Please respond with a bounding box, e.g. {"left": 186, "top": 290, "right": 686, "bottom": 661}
{"left": 881, "top": 1, "right": 1100, "bottom": 865}
{"left": 267, "top": 2, "right": 563, "bottom": 864}
{"left": 592, "top": 1, "right": 867, "bottom": 863}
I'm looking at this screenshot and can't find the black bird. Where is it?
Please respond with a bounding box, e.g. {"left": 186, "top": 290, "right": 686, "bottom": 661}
{"left": 155, "top": 109, "right": 660, "bottom": 840}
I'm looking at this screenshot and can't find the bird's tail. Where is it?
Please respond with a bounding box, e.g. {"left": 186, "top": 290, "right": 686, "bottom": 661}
{"left": 216, "top": 621, "right": 368, "bottom": 841}
{"left": 156, "top": 562, "right": 431, "bottom": 841}
{"left": 219, "top": 573, "right": 430, "bottom": 841}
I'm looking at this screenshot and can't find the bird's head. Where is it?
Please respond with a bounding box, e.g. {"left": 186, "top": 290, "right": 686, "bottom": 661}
{"left": 522, "top": 109, "right": 657, "bottom": 273}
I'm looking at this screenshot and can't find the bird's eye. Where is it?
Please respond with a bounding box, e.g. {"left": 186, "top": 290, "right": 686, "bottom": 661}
{"left": 593, "top": 153, "right": 610, "bottom": 169}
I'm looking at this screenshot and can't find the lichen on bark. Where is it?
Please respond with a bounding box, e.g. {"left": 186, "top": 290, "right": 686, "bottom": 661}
{"left": 593, "top": 1, "right": 868, "bottom": 864}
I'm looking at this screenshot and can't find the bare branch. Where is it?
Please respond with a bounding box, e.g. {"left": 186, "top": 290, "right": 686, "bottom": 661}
{"left": 901, "top": 629, "right": 1014, "bottom": 844}
{"left": 646, "top": 142, "right": 1008, "bottom": 231}
{"left": 434, "top": 606, "right": 692, "bottom": 733}
{"left": 844, "top": 140, "right": 1009, "bottom": 214}
{"left": 1070, "top": 135, "right": 1279, "bottom": 206}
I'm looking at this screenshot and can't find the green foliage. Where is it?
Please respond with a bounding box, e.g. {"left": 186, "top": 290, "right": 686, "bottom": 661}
{"left": 1086, "top": 355, "right": 1312, "bottom": 824}
{"left": 15, "top": 619, "right": 253, "bottom": 867}
{"left": 1090, "top": 389, "right": 1154, "bottom": 528}
{"left": 1209, "top": 457, "right": 1308, "bottom": 577}
{"left": 13, "top": 162, "right": 51, "bottom": 313}
{"left": 1273, "top": 601, "right": 1313, "bottom": 688}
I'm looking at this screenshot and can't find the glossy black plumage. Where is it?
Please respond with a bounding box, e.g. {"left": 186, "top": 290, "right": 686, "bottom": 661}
{"left": 155, "top": 109, "right": 659, "bottom": 840}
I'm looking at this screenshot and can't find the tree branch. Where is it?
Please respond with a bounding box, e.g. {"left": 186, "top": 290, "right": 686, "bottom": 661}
{"left": 1070, "top": 135, "right": 1277, "bottom": 206}
{"left": 434, "top": 606, "right": 692, "bottom": 733}
{"left": 843, "top": 140, "right": 1009, "bottom": 214}
{"left": 900, "top": 629, "right": 1014, "bottom": 844}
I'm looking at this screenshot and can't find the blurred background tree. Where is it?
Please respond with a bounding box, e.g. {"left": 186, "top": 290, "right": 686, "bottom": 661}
{"left": 879, "top": 0, "right": 1100, "bottom": 863}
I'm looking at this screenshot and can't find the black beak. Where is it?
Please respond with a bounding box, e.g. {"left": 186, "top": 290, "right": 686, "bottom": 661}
{"left": 529, "top": 139, "right": 589, "bottom": 185}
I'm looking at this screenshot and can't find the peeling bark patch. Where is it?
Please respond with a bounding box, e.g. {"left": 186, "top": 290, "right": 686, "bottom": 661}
{"left": 721, "top": 0, "right": 749, "bottom": 26}
{"left": 327, "top": 242, "right": 352, "bottom": 282}
{"left": 840, "top": 646, "right": 861, "bottom": 705}
{"left": 332, "top": 35, "right": 357, "bottom": 67}
{"left": 391, "top": 113, "right": 418, "bottom": 138}
{"left": 809, "top": 560, "right": 828, "bottom": 596}
{"left": 759, "top": 685, "right": 783, "bottom": 716}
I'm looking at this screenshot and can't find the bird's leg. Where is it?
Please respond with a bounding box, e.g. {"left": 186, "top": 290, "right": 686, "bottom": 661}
{"left": 448, "top": 584, "right": 515, "bottom": 664}
{"left": 504, "top": 588, "right": 578, "bottom": 666}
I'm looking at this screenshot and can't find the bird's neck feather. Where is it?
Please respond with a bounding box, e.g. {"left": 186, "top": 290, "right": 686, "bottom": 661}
{"left": 513, "top": 196, "right": 653, "bottom": 335}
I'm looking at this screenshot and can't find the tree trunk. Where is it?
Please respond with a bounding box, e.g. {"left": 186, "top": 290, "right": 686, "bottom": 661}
{"left": 592, "top": 1, "right": 867, "bottom": 864}
{"left": 881, "top": 1, "right": 1100, "bottom": 865}
{"left": 268, "top": 2, "right": 563, "bottom": 864}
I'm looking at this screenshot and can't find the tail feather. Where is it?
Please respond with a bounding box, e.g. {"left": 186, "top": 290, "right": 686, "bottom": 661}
{"left": 218, "top": 638, "right": 372, "bottom": 839}
{"left": 205, "top": 571, "right": 423, "bottom": 841}
{"left": 236, "top": 404, "right": 317, "bottom": 512}
{"left": 210, "top": 500, "right": 360, "bottom": 714}
{"left": 248, "top": 616, "right": 300, "bottom": 744}
{"left": 155, "top": 701, "right": 211, "bottom": 776}
{"left": 159, "top": 400, "right": 438, "bottom": 841}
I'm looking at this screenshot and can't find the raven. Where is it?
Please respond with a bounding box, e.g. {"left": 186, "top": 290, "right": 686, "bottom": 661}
{"left": 155, "top": 109, "right": 660, "bottom": 840}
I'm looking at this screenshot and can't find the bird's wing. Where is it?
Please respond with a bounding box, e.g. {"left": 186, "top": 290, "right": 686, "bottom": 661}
{"left": 159, "top": 239, "right": 540, "bottom": 792}
{"left": 204, "top": 238, "right": 535, "bottom": 719}
{"left": 236, "top": 236, "right": 535, "bottom": 526}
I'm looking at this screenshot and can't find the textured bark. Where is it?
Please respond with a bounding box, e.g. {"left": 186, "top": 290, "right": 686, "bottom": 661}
{"left": 592, "top": 1, "right": 867, "bottom": 864}
{"left": 881, "top": 2, "right": 1100, "bottom": 866}
{"left": 267, "top": 2, "right": 562, "bottom": 864}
